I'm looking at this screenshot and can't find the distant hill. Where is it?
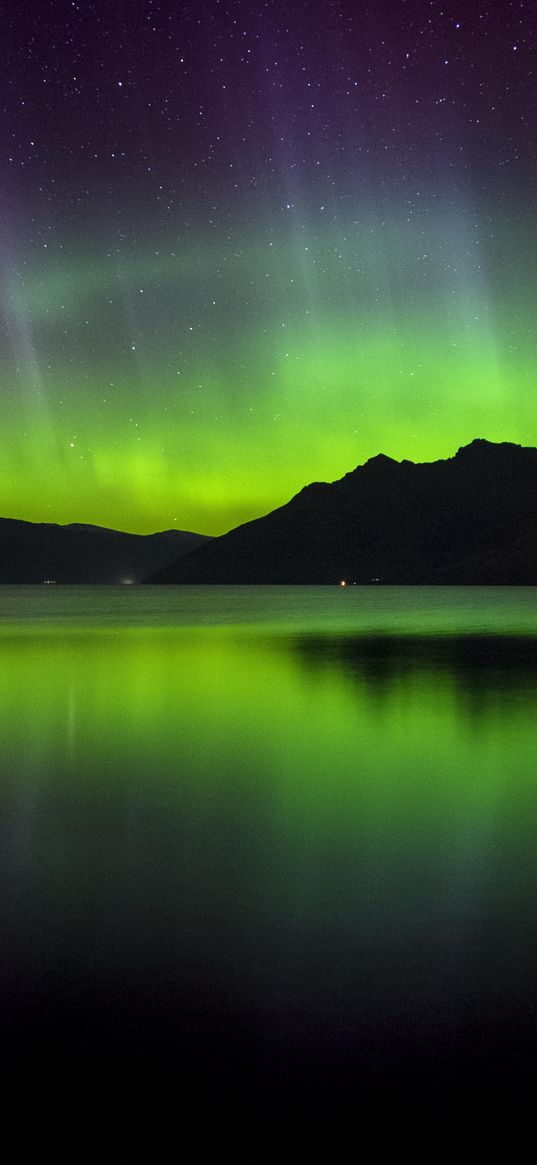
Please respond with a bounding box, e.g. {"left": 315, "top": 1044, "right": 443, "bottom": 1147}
{"left": 150, "top": 440, "right": 537, "bottom": 584}
{"left": 0, "top": 519, "right": 210, "bottom": 583}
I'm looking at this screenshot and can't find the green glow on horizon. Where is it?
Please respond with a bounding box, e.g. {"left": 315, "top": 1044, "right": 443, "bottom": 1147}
{"left": 2, "top": 209, "right": 536, "bottom": 534}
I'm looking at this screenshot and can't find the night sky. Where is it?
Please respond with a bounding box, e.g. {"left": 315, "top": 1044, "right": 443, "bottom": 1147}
{"left": 2, "top": 0, "right": 536, "bottom": 534}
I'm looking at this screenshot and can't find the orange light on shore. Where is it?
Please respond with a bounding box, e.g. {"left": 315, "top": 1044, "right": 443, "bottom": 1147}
{"left": 340, "top": 580, "right": 347, "bottom": 588}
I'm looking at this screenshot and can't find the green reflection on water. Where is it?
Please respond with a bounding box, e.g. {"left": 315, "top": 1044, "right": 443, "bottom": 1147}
{"left": 2, "top": 623, "right": 537, "bottom": 932}
{"left": 2, "top": 590, "right": 537, "bottom": 1125}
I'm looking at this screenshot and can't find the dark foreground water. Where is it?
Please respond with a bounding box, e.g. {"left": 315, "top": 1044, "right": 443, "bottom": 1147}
{"left": 2, "top": 586, "right": 537, "bottom": 1148}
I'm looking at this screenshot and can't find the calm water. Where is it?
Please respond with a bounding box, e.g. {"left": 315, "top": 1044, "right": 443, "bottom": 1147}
{"left": 2, "top": 586, "right": 537, "bottom": 1144}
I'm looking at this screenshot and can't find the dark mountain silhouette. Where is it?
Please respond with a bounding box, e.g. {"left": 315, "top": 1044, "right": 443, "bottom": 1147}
{"left": 150, "top": 439, "right": 537, "bottom": 584}
{"left": 0, "top": 519, "right": 210, "bottom": 583}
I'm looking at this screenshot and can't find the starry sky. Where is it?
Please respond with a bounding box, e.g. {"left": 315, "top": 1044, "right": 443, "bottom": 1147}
{"left": 1, "top": 0, "right": 536, "bottom": 534}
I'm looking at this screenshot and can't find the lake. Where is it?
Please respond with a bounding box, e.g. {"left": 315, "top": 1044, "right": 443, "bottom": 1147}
{"left": 2, "top": 586, "right": 537, "bottom": 1146}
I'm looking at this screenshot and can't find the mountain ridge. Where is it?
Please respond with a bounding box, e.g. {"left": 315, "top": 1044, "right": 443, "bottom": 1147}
{"left": 150, "top": 439, "right": 537, "bottom": 585}
{"left": 0, "top": 517, "right": 211, "bottom": 583}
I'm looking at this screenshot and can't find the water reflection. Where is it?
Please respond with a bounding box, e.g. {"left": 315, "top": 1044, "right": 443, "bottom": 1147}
{"left": 294, "top": 631, "right": 537, "bottom": 708}
{"left": 1, "top": 618, "right": 537, "bottom": 1138}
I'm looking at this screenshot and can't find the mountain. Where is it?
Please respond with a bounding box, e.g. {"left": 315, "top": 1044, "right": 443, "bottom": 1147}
{"left": 150, "top": 440, "right": 537, "bottom": 585}
{"left": 0, "top": 519, "right": 210, "bottom": 583}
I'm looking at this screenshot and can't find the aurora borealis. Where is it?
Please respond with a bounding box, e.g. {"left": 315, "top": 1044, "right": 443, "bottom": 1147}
{"left": 2, "top": 0, "right": 536, "bottom": 535}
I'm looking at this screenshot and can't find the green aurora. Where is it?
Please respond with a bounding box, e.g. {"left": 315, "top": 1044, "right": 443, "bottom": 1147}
{"left": 3, "top": 1, "right": 536, "bottom": 535}
{"left": 3, "top": 207, "right": 536, "bottom": 535}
